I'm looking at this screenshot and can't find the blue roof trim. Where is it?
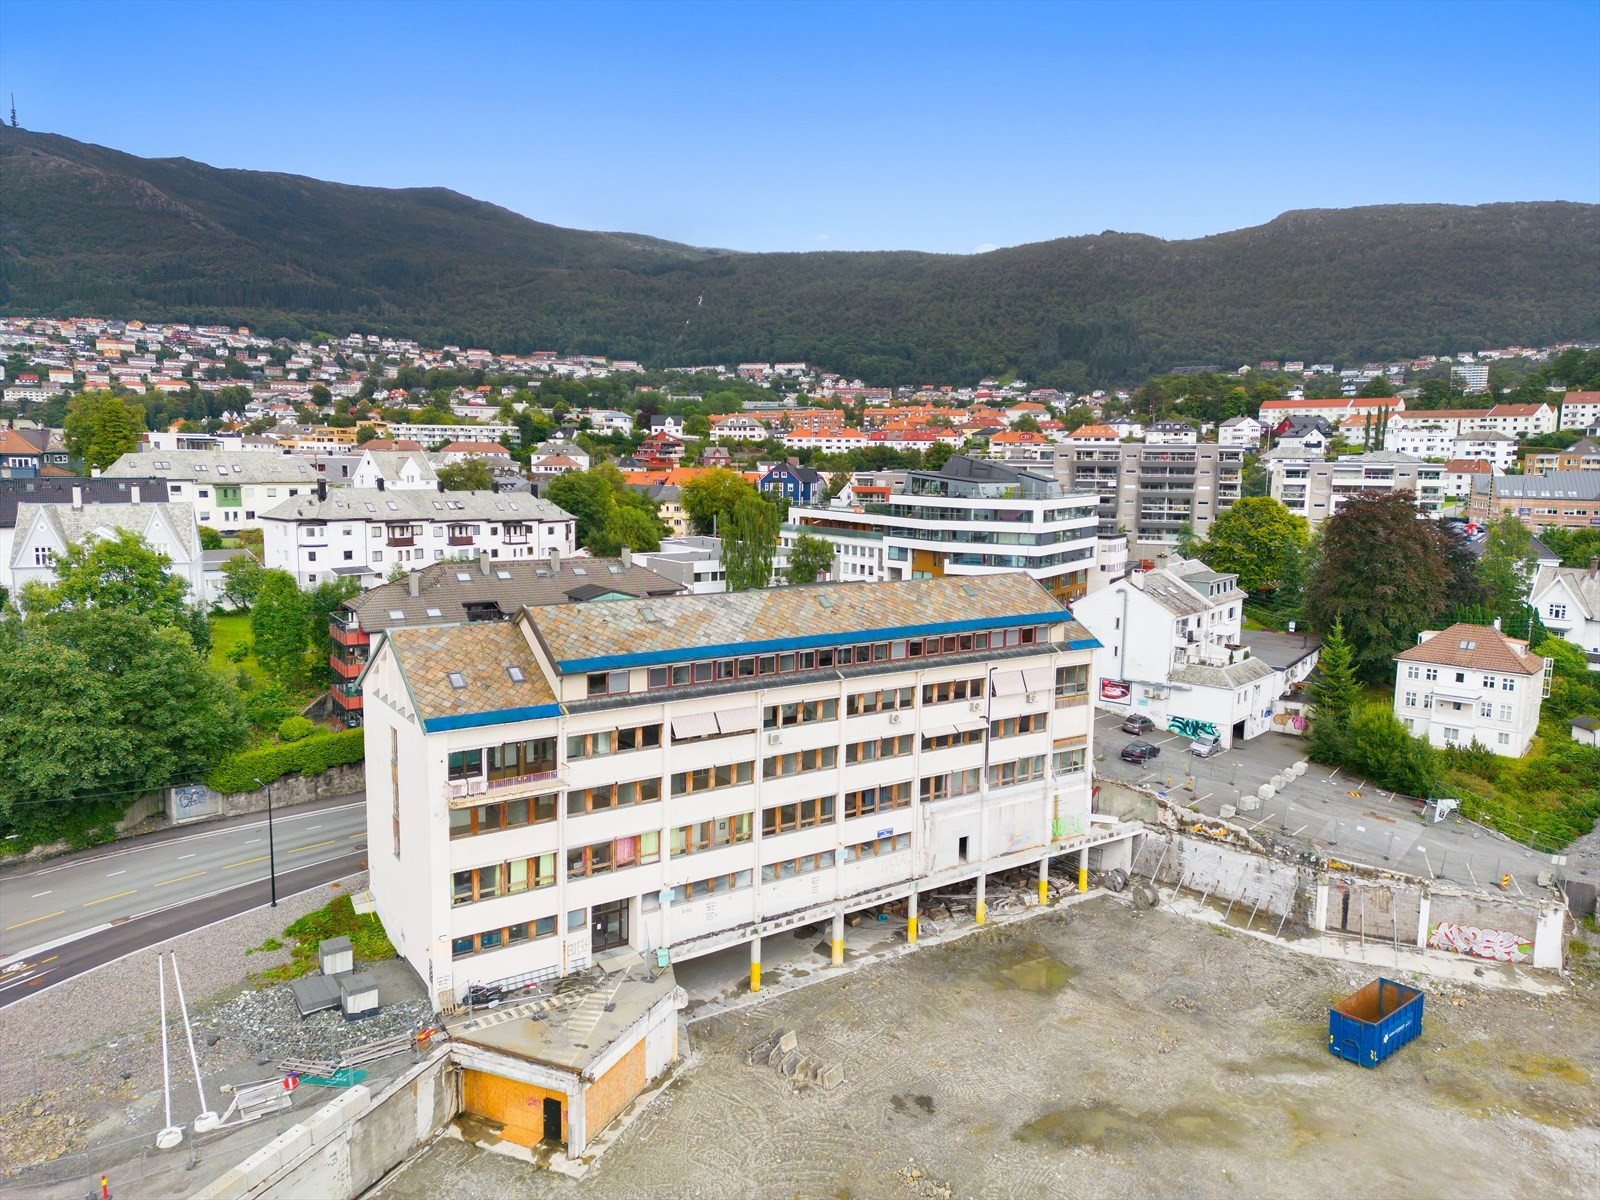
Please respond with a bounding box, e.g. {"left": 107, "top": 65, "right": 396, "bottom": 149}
{"left": 555, "top": 610, "right": 1076, "bottom": 673}
{"left": 423, "top": 703, "right": 562, "bottom": 733}
{"left": 1066, "top": 636, "right": 1102, "bottom": 651}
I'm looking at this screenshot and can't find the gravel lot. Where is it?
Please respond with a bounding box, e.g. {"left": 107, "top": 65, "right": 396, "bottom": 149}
{"left": 0, "top": 871, "right": 432, "bottom": 1193}
{"left": 374, "top": 897, "right": 1600, "bottom": 1200}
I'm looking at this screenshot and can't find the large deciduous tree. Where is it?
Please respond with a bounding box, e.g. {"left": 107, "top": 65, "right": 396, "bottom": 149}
{"left": 63, "top": 390, "right": 146, "bottom": 470}
{"left": 1477, "top": 513, "right": 1539, "bottom": 615}
{"left": 1194, "top": 497, "right": 1310, "bottom": 593}
{"left": 436, "top": 458, "right": 495, "bottom": 491}
{"left": 546, "top": 464, "right": 666, "bottom": 553}
{"left": 723, "top": 494, "right": 780, "bottom": 592}
{"left": 785, "top": 533, "right": 835, "bottom": 585}
{"left": 250, "top": 570, "right": 311, "bottom": 684}
{"left": 22, "top": 530, "right": 193, "bottom": 628}
{"left": 1303, "top": 493, "right": 1480, "bottom": 682}
{"left": 681, "top": 468, "right": 759, "bottom": 536}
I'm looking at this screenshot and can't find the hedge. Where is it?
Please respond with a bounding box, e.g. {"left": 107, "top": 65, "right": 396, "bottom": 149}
{"left": 207, "top": 729, "right": 366, "bottom": 794}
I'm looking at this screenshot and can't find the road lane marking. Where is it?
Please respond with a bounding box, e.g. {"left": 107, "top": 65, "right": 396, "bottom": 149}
{"left": 5, "top": 909, "right": 67, "bottom": 930}
{"left": 179, "top": 854, "right": 196, "bottom": 860}
{"left": 348, "top": 834, "right": 363, "bottom": 840}
{"left": 40, "top": 956, "right": 57, "bottom": 964}
{"left": 244, "top": 839, "right": 261, "bottom": 845}
{"left": 106, "top": 870, "right": 126, "bottom": 877}
{"left": 83, "top": 891, "right": 137, "bottom": 907}
{"left": 289, "top": 840, "right": 335, "bottom": 853}
{"left": 31, "top": 892, "right": 50, "bottom": 898}
{"left": 308, "top": 825, "right": 322, "bottom": 831}
{"left": 223, "top": 855, "right": 269, "bottom": 869}
{"left": 153, "top": 872, "right": 206, "bottom": 888}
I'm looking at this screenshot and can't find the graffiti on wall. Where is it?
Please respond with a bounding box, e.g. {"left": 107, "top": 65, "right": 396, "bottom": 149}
{"left": 1426, "top": 922, "right": 1531, "bottom": 963}
{"left": 1167, "top": 715, "right": 1219, "bottom": 740}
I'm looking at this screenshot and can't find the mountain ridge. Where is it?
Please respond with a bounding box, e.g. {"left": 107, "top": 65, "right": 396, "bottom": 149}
{"left": 3, "top": 126, "right": 1596, "bottom": 385}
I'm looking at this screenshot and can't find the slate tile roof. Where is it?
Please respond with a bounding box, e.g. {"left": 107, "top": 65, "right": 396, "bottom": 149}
{"left": 1395, "top": 623, "right": 1545, "bottom": 676}
{"left": 386, "top": 621, "right": 555, "bottom": 724}
{"left": 525, "top": 573, "right": 1083, "bottom": 670}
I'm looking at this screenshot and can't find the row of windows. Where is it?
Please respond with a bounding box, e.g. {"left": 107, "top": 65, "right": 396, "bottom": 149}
{"left": 451, "top": 854, "right": 556, "bottom": 906}
{"left": 846, "top": 735, "right": 913, "bottom": 764}
{"left": 764, "top": 698, "right": 839, "bottom": 729}
{"left": 991, "top": 713, "right": 1048, "bottom": 739}
{"left": 639, "top": 627, "right": 1043, "bottom": 695}
{"left": 452, "top": 916, "right": 558, "bottom": 958}
{"left": 764, "top": 746, "right": 837, "bottom": 778}
{"left": 760, "top": 850, "right": 835, "bottom": 883}
{"left": 842, "top": 832, "right": 911, "bottom": 861}
{"left": 671, "top": 761, "right": 756, "bottom": 796}
{"left": 567, "top": 724, "right": 662, "bottom": 760}
{"left": 671, "top": 814, "right": 753, "bottom": 856}
{"left": 679, "top": 869, "right": 754, "bottom": 900}
{"left": 1402, "top": 664, "right": 1518, "bottom": 691}
{"left": 763, "top": 795, "right": 835, "bottom": 836}
{"left": 566, "top": 833, "right": 662, "bottom": 878}
{"left": 989, "top": 755, "right": 1047, "bottom": 788}
{"left": 449, "top": 794, "right": 558, "bottom": 838}
{"left": 922, "top": 677, "right": 985, "bottom": 705}
{"left": 844, "top": 782, "right": 912, "bottom": 819}
{"left": 921, "top": 769, "right": 981, "bottom": 803}
{"left": 448, "top": 739, "right": 557, "bottom": 783}
{"left": 568, "top": 776, "right": 661, "bottom": 815}
{"left": 922, "top": 727, "right": 984, "bottom": 751}
{"left": 847, "top": 687, "right": 915, "bottom": 716}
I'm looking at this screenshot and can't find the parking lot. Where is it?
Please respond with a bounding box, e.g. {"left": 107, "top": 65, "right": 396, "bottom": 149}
{"left": 1090, "top": 708, "right": 1600, "bottom": 895}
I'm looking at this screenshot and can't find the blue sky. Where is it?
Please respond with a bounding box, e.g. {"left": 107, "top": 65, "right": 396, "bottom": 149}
{"left": 4, "top": 0, "right": 1597, "bottom": 253}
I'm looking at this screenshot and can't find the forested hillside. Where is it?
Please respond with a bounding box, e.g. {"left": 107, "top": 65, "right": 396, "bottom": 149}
{"left": 3, "top": 126, "right": 1596, "bottom": 386}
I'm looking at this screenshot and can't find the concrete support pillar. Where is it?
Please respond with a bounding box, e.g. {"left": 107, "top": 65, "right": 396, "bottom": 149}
{"left": 831, "top": 911, "right": 845, "bottom": 966}
{"left": 1416, "top": 895, "right": 1431, "bottom": 950}
{"left": 1039, "top": 855, "right": 1051, "bottom": 905}
{"left": 906, "top": 890, "right": 919, "bottom": 944}
{"left": 750, "top": 935, "right": 762, "bottom": 993}
{"left": 975, "top": 873, "right": 987, "bottom": 925}
{"left": 567, "top": 1087, "right": 587, "bottom": 1156}
{"left": 1078, "top": 847, "right": 1089, "bottom": 895}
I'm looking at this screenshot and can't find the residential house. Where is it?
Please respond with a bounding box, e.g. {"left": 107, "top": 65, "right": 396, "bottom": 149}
{"left": 327, "top": 550, "right": 682, "bottom": 728}
{"left": 758, "top": 462, "right": 823, "bottom": 506}
{"left": 439, "top": 441, "right": 515, "bottom": 465}
{"left": 9, "top": 491, "right": 204, "bottom": 600}
{"left": 1440, "top": 458, "right": 1496, "bottom": 499}
{"left": 1064, "top": 425, "right": 1121, "bottom": 448}
{"left": 1145, "top": 422, "right": 1198, "bottom": 446}
{"left": 357, "top": 573, "right": 1119, "bottom": 1017}
{"left": 1394, "top": 623, "right": 1547, "bottom": 756}
{"left": 1523, "top": 436, "right": 1600, "bottom": 476}
{"left": 0, "top": 427, "right": 44, "bottom": 477}
{"left": 1271, "top": 417, "right": 1333, "bottom": 454}
{"left": 1528, "top": 558, "right": 1600, "bottom": 670}
{"left": 260, "top": 482, "right": 575, "bottom": 588}
{"left": 1217, "top": 415, "right": 1264, "bottom": 448}
{"left": 1452, "top": 430, "right": 1519, "bottom": 471}
{"left": 708, "top": 415, "right": 770, "bottom": 443}
{"left": 102, "top": 450, "right": 322, "bottom": 531}
{"left": 1072, "top": 559, "right": 1318, "bottom": 747}
{"left": 351, "top": 450, "right": 440, "bottom": 491}
{"left": 1475, "top": 402, "right": 1557, "bottom": 437}
{"left": 1558, "top": 392, "right": 1600, "bottom": 432}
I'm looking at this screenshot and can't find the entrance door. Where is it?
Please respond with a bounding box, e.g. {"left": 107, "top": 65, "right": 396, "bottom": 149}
{"left": 592, "top": 898, "right": 629, "bottom": 952}
{"left": 541, "top": 1096, "right": 563, "bottom": 1145}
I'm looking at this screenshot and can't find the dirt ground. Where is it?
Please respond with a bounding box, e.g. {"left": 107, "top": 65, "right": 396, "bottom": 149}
{"left": 371, "top": 896, "right": 1600, "bottom": 1200}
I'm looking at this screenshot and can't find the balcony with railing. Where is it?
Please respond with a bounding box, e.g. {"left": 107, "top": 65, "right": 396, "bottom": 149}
{"left": 330, "top": 648, "right": 368, "bottom": 679}
{"left": 444, "top": 767, "right": 566, "bottom": 807}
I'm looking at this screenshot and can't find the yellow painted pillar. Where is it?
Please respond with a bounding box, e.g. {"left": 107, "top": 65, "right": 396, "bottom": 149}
{"left": 1078, "top": 848, "right": 1089, "bottom": 895}
{"left": 831, "top": 911, "right": 845, "bottom": 966}
{"left": 975, "top": 873, "right": 987, "bottom": 924}
{"left": 1039, "top": 856, "right": 1051, "bottom": 905}
{"left": 906, "top": 890, "right": 919, "bottom": 944}
{"left": 750, "top": 936, "right": 761, "bottom": 993}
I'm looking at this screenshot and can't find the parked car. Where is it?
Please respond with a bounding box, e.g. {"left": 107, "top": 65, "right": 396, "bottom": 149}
{"left": 1120, "top": 740, "right": 1160, "bottom": 764}
{"left": 1121, "top": 714, "right": 1156, "bottom": 735}
{"left": 1189, "top": 733, "right": 1222, "bottom": 758}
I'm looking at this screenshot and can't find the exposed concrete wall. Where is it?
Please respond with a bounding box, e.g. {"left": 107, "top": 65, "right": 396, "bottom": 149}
{"left": 192, "top": 1048, "right": 457, "bottom": 1200}
{"left": 115, "top": 793, "right": 167, "bottom": 831}
{"left": 1146, "top": 832, "right": 1301, "bottom": 920}
{"left": 213, "top": 764, "right": 365, "bottom": 817}
{"left": 1092, "top": 780, "right": 1159, "bottom": 824}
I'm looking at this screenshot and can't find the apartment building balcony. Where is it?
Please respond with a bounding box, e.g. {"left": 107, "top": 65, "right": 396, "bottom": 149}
{"left": 448, "top": 534, "right": 475, "bottom": 546}
{"left": 328, "top": 685, "right": 363, "bottom": 713}
{"left": 444, "top": 768, "right": 567, "bottom": 807}
{"left": 330, "top": 652, "right": 367, "bottom": 679}
{"left": 328, "top": 620, "right": 369, "bottom": 648}
{"left": 387, "top": 535, "right": 416, "bottom": 548}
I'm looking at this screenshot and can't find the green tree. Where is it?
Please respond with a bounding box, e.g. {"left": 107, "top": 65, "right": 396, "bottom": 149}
{"left": 0, "top": 609, "right": 247, "bottom": 831}
{"left": 785, "top": 533, "right": 835, "bottom": 585}
{"left": 197, "top": 525, "right": 224, "bottom": 551}
{"left": 219, "top": 554, "right": 264, "bottom": 610}
{"left": 681, "top": 468, "right": 760, "bottom": 536}
{"left": 1194, "top": 497, "right": 1310, "bottom": 593}
{"left": 305, "top": 576, "right": 362, "bottom": 666}
{"left": 547, "top": 469, "right": 616, "bottom": 548}
{"left": 1012, "top": 414, "right": 1041, "bottom": 433}
{"left": 922, "top": 442, "right": 955, "bottom": 471}
{"left": 250, "top": 571, "right": 311, "bottom": 684}
{"left": 1357, "top": 375, "right": 1395, "bottom": 399}
{"left": 1306, "top": 619, "right": 1360, "bottom": 765}
{"left": 593, "top": 505, "right": 665, "bottom": 556}
{"left": 1343, "top": 702, "right": 1440, "bottom": 797}
{"left": 436, "top": 458, "right": 496, "bottom": 491}
{"left": 1478, "top": 513, "right": 1539, "bottom": 615}
{"left": 22, "top": 531, "right": 193, "bottom": 628}
{"left": 356, "top": 424, "right": 381, "bottom": 445}
{"left": 63, "top": 390, "right": 146, "bottom": 470}
{"left": 1304, "top": 493, "right": 1480, "bottom": 682}
{"left": 723, "top": 494, "right": 780, "bottom": 591}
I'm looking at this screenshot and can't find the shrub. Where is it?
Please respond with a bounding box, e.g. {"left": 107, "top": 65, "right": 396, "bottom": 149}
{"left": 278, "top": 715, "right": 314, "bottom": 743}
{"left": 244, "top": 682, "right": 293, "bottom": 730}
{"left": 207, "top": 728, "right": 365, "bottom": 793}
{"left": 225, "top": 640, "right": 252, "bottom": 663}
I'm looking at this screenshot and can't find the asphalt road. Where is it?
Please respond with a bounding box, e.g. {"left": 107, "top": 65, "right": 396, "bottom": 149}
{"left": 0, "top": 795, "right": 368, "bottom": 1007}
{"left": 1091, "top": 709, "right": 1596, "bottom": 894}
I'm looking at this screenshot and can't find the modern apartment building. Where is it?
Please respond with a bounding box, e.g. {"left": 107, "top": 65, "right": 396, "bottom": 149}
{"left": 788, "top": 457, "right": 1098, "bottom": 605}
{"left": 1558, "top": 392, "right": 1600, "bottom": 432}
{"left": 358, "top": 574, "right": 1131, "bottom": 1010}
{"left": 1467, "top": 472, "right": 1600, "bottom": 533}
{"left": 103, "top": 450, "right": 321, "bottom": 531}
{"left": 1264, "top": 450, "right": 1444, "bottom": 525}
{"left": 1049, "top": 442, "right": 1245, "bottom": 547}
{"left": 327, "top": 551, "right": 683, "bottom": 728}
{"left": 261, "top": 482, "right": 574, "bottom": 588}
{"left": 1393, "top": 623, "right": 1548, "bottom": 757}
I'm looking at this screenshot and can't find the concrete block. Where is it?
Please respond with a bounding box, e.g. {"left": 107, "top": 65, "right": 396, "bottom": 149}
{"left": 820, "top": 1065, "right": 844, "bottom": 1090}
{"left": 238, "top": 1129, "right": 303, "bottom": 1188}
{"left": 303, "top": 1087, "right": 370, "bottom": 1146}
{"left": 767, "top": 1044, "right": 785, "bottom": 1068}
{"left": 780, "top": 1050, "right": 803, "bottom": 1077}
{"left": 777, "top": 1030, "right": 798, "bottom": 1054}
{"left": 190, "top": 1167, "right": 250, "bottom": 1200}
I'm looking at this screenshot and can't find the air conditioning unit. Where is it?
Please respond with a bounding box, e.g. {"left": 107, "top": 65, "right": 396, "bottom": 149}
{"left": 767, "top": 732, "right": 781, "bottom": 746}
{"left": 888, "top": 712, "right": 902, "bottom": 724}
{"left": 969, "top": 701, "right": 984, "bottom": 714}
{"left": 1025, "top": 693, "right": 1038, "bottom": 705}
{"left": 449, "top": 782, "right": 467, "bottom": 800}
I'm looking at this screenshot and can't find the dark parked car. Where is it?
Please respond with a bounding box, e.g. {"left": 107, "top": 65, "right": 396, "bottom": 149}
{"left": 1121, "top": 714, "right": 1156, "bottom": 735}
{"left": 1120, "top": 740, "right": 1161, "bottom": 764}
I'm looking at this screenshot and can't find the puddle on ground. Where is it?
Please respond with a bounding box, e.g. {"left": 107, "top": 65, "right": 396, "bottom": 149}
{"left": 1014, "top": 1101, "right": 1241, "bottom": 1153}
{"left": 986, "top": 942, "right": 1075, "bottom": 992}
{"left": 1424, "top": 1041, "right": 1594, "bottom": 1127}
{"left": 889, "top": 1093, "right": 937, "bottom": 1116}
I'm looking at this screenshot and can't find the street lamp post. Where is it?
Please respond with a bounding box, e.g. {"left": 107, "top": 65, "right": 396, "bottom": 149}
{"left": 253, "top": 777, "right": 278, "bottom": 907}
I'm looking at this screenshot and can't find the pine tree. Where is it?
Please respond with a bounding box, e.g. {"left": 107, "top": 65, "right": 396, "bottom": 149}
{"left": 1306, "top": 619, "right": 1360, "bottom": 765}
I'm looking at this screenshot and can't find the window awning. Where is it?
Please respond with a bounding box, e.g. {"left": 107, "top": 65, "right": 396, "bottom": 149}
{"left": 1022, "top": 666, "right": 1055, "bottom": 694}
{"left": 715, "top": 708, "right": 761, "bottom": 735}
{"left": 952, "top": 717, "right": 989, "bottom": 734}
{"left": 921, "top": 724, "right": 956, "bottom": 740}
{"left": 671, "top": 712, "right": 720, "bottom": 740}
{"left": 991, "top": 669, "right": 1026, "bottom": 697}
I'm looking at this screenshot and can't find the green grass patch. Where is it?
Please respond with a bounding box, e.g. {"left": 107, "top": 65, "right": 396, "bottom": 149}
{"left": 251, "top": 894, "right": 394, "bottom": 983}
{"left": 210, "top": 613, "right": 266, "bottom": 684}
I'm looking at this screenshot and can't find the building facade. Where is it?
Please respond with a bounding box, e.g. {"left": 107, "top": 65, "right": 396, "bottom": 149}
{"left": 1467, "top": 473, "right": 1600, "bottom": 533}
{"left": 103, "top": 450, "right": 322, "bottom": 531}
{"left": 1049, "top": 443, "right": 1245, "bottom": 547}
{"left": 1528, "top": 560, "right": 1600, "bottom": 670}
{"left": 1265, "top": 450, "right": 1444, "bottom": 525}
{"left": 1393, "top": 623, "right": 1548, "bottom": 757}
{"left": 8, "top": 493, "right": 204, "bottom": 599}
{"left": 359, "top": 574, "right": 1124, "bottom": 1010}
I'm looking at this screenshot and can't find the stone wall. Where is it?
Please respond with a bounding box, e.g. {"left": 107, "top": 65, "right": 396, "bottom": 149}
{"left": 209, "top": 763, "right": 366, "bottom": 818}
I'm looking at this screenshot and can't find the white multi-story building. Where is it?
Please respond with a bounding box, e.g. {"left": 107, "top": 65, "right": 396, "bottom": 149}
{"left": 1474, "top": 402, "right": 1557, "bottom": 437}
{"left": 790, "top": 456, "right": 1099, "bottom": 605}
{"left": 358, "top": 574, "right": 1127, "bottom": 1010}
{"left": 1217, "top": 415, "right": 1264, "bottom": 448}
{"left": 1451, "top": 363, "right": 1491, "bottom": 393}
{"left": 350, "top": 450, "right": 440, "bottom": 490}
{"left": 260, "top": 483, "right": 574, "bottom": 588}
{"left": 103, "top": 450, "right": 321, "bottom": 531}
{"left": 8, "top": 492, "right": 204, "bottom": 599}
{"left": 1452, "top": 430, "right": 1519, "bottom": 471}
{"left": 1265, "top": 450, "right": 1445, "bottom": 525}
{"left": 1394, "top": 623, "right": 1548, "bottom": 756}
{"left": 1558, "top": 391, "right": 1600, "bottom": 432}
{"left": 1383, "top": 422, "right": 1457, "bottom": 460}
{"left": 386, "top": 422, "right": 522, "bottom": 447}
{"left": 1528, "top": 560, "right": 1600, "bottom": 670}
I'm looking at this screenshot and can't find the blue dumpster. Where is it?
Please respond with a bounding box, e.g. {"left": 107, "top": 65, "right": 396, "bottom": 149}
{"left": 1328, "top": 977, "right": 1423, "bottom": 1068}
